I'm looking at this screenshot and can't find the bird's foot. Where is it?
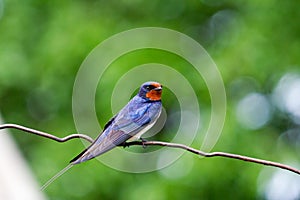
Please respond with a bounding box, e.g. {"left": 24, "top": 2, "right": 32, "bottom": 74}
{"left": 119, "top": 142, "right": 129, "bottom": 148}
{"left": 141, "top": 138, "right": 148, "bottom": 149}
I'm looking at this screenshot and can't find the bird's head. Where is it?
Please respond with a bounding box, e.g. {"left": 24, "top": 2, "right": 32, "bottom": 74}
{"left": 138, "top": 81, "right": 163, "bottom": 101}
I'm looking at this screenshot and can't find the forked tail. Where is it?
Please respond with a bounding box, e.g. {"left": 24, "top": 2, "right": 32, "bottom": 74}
{"left": 41, "top": 163, "right": 74, "bottom": 191}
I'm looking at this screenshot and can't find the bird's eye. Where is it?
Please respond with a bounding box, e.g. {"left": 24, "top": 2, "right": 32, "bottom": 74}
{"left": 145, "top": 85, "right": 155, "bottom": 90}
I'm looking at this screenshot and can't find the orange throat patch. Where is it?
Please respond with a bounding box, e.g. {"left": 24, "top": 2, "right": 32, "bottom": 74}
{"left": 146, "top": 90, "right": 162, "bottom": 101}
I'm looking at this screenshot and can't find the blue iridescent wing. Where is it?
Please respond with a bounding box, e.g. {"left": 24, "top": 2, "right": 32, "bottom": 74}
{"left": 112, "top": 102, "right": 153, "bottom": 135}
{"left": 70, "top": 99, "right": 161, "bottom": 164}
{"left": 70, "top": 104, "right": 152, "bottom": 164}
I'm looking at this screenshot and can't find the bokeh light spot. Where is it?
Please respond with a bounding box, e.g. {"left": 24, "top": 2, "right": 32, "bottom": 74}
{"left": 236, "top": 93, "right": 271, "bottom": 130}
{"left": 258, "top": 167, "right": 300, "bottom": 200}
{"left": 272, "top": 73, "right": 300, "bottom": 124}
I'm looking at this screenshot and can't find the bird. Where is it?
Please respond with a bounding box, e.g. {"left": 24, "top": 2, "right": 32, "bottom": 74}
{"left": 70, "top": 81, "right": 163, "bottom": 164}
{"left": 41, "top": 81, "right": 163, "bottom": 190}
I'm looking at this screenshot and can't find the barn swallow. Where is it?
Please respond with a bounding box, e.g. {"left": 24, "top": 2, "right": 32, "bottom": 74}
{"left": 41, "top": 81, "right": 163, "bottom": 190}
{"left": 70, "top": 81, "right": 163, "bottom": 164}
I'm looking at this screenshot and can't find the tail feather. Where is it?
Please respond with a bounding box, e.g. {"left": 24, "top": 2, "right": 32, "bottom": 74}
{"left": 41, "top": 163, "right": 73, "bottom": 191}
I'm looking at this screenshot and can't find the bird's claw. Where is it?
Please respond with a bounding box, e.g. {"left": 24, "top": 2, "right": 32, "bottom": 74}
{"left": 141, "top": 138, "right": 147, "bottom": 149}
{"left": 120, "top": 142, "right": 129, "bottom": 148}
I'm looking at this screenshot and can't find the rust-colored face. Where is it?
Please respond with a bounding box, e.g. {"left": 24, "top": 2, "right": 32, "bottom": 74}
{"left": 145, "top": 82, "right": 162, "bottom": 101}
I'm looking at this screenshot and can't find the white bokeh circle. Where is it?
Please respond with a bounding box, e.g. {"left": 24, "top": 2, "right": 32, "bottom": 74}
{"left": 72, "top": 27, "right": 226, "bottom": 172}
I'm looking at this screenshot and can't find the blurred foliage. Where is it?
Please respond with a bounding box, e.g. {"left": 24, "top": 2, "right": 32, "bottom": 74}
{"left": 1, "top": 0, "right": 300, "bottom": 199}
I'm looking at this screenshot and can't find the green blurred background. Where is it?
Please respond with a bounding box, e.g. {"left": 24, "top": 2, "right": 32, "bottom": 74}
{"left": 1, "top": 0, "right": 300, "bottom": 199}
